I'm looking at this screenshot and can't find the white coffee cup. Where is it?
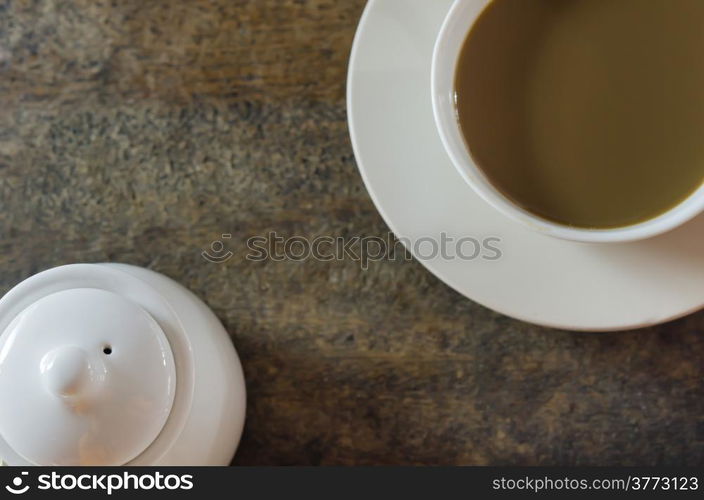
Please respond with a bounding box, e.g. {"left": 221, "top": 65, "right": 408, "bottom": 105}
{"left": 431, "top": 0, "right": 704, "bottom": 243}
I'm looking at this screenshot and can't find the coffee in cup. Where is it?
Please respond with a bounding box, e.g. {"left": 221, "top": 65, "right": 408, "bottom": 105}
{"left": 433, "top": 0, "right": 704, "bottom": 242}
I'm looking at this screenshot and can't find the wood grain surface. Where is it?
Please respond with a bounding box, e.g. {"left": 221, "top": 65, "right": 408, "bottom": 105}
{"left": 0, "top": 0, "right": 702, "bottom": 465}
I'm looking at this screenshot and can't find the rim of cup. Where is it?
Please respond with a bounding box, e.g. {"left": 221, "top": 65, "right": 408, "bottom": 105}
{"left": 431, "top": 0, "right": 704, "bottom": 243}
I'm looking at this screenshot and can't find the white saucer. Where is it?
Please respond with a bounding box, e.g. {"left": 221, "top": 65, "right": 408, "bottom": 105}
{"left": 347, "top": 0, "right": 704, "bottom": 331}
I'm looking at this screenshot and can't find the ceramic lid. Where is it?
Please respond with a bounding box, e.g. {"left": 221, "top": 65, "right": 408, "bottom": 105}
{"left": 0, "top": 288, "right": 176, "bottom": 465}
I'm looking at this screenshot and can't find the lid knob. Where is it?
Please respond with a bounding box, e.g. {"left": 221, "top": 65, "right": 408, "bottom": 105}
{"left": 40, "top": 346, "right": 103, "bottom": 400}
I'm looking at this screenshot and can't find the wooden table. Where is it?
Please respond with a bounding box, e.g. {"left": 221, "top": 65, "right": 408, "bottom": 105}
{"left": 0, "top": 0, "right": 701, "bottom": 465}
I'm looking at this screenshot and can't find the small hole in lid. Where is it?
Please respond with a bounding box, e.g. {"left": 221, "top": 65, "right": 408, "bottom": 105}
{"left": 103, "top": 345, "right": 113, "bottom": 355}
